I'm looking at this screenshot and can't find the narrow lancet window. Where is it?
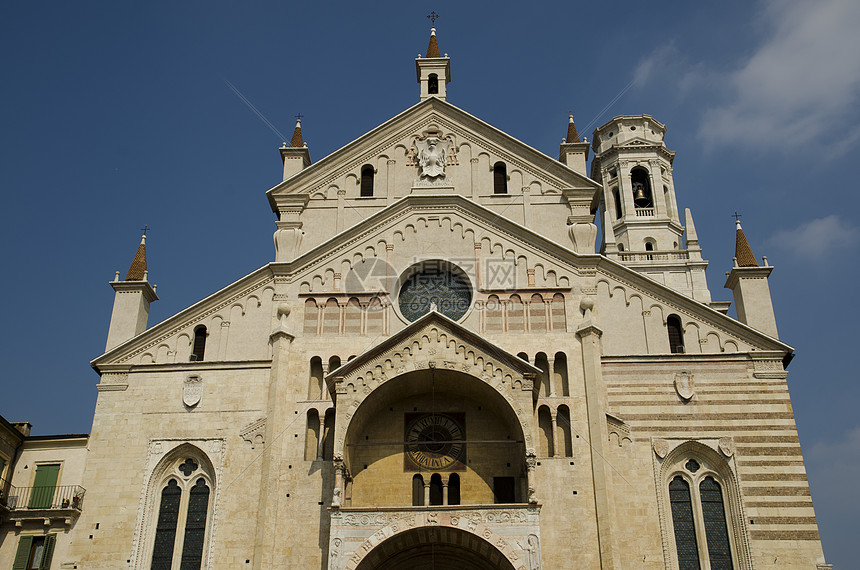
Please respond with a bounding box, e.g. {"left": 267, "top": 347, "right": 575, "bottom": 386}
{"left": 191, "top": 326, "right": 206, "bottom": 361}
{"left": 669, "top": 476, "right": 700, "bottom": 570}
{"left": 151, "top": 479, "right": 182, "bottom": 569}
{"left": 667, "top": 315, "right": 685, "bottom": 353}
{"left": 493, "top": 162, "right": 508, "bottom": 194}
{"left": 360, "top": 165, "right": 374, "bottom": 197}
{"left": 700, "top": 477, "right": 733, "bottom": 569}
{"left": 180, "top": 478, "right": 210, "bottom": 569}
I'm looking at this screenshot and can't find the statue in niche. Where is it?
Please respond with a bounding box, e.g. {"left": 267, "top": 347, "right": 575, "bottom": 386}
{"left": 417, "top": 136, "right": 450, "bottom": 179}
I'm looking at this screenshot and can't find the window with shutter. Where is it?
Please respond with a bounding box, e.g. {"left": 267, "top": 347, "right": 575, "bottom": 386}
{"left": 12, "top": 536, "right": 33, "bottom": 570}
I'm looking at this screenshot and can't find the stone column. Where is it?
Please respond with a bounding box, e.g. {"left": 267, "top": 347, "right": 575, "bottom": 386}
{"left": 253, "top": 303, "right": 295, "bottom": 569}
{"left": 218, "top": 321, "right": 230, "bottom": 360}
{"left": 550, "top": 410, "right": 559, "bottom": 458}
{"left": 316, "top": 408, "right": 326, "bottom": 460}
{"left": 526, "top": 453, "right": 538, "bottom": 504}
{"left": 332, "top": 457, "right": 345, "bottom": 509}
{"left": 337, "top": 189, "right": 346, "bottom": 233}
{"left": 424, "top": 482, "right": 431, "bottom": 506}
{"left": 547, "top": 355, "right": 556, "bottom": 397}
{"left": 474, "top": 241, "right": 482, "bottom": 289}
{"left": 470, "top": 158, "right": 479, "bottom": 199}
{"left": 442, "top": 477, "right": 449, "bottom": 506}
{"left": 522, "top": 187, "right": 531, "bottom": 226}
{"left": 386, "top": 159, "right": 396, "bottom": 205}
{"left": 576, "top": 298, "right": 616, "bottom": 569}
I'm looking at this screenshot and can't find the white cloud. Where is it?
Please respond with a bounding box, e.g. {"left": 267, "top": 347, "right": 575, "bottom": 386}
{"left": 767, "top": 215, "right": 859, "bottom": 258}
{"left": 700, "top": 0, "right": 860, "bottom": 151}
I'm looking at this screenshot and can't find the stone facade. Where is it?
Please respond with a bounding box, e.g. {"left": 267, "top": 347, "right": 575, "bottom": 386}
{"left": 4, "top": 29, "right": 828, "bottom": 570}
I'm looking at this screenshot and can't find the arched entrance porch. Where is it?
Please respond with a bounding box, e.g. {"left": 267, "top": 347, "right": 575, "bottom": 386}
{"left": 354, "top": 526, "right": 517, "bottom": 570}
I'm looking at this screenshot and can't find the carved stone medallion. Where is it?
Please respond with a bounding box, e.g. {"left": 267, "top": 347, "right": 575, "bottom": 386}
{"left": 183, "top": 375, "right": 203, "bottom": 407}
{"left": 718, "top": 437, "right": 735, "bottom": 457}
{"left": 674, "top": 371, "right": 694, "bottom": 401}
{"left": 653, "top": 438, "right": 670, "bottom": 459}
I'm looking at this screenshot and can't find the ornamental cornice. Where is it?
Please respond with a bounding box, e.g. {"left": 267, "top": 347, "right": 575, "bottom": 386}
{"left": 592, "top": 264, "right": 788, "bottom": 353}
{"left": 93, "top": 271, "right": 273, "bottom": 369}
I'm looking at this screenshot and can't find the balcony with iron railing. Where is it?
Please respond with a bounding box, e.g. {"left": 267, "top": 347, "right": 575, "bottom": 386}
{"left": 0, "top": 483, "right": 86, "bottom": 526}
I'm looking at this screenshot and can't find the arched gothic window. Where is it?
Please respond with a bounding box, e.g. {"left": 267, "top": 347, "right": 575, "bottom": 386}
{"left": 667, "top": 314, "right": 685, "bottom": 354}
{"left": 145, "top": 447, "right": 215, "bottom": 570}
{"left": 360, "top": 165, "right": 374, "bottom": 197}
{"left": 493, "top": 162, "right": 508, "bottom": 194}
{"left": 661, "top": 443, "right": 749, "bottom": 570}
{"left": 190, "top": 326, "right": 206, "bottom": 361}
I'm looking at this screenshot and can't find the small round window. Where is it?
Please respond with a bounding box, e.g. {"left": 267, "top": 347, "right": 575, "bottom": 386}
{"left": 398, "top": 262, "right": 472, "bottom": 322}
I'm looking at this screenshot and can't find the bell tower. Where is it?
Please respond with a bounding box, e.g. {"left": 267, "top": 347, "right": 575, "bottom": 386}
{"left": 416, "top": 25, "right": 450, "bottom": 101}
{"left": 590, "top": 115, "right": 712, "bottom": 303}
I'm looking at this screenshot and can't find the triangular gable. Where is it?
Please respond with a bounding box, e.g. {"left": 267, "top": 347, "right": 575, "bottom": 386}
{"left": 267, "top": 97, "right": 599, "bottom": 207}
{"left": 325, "top": 309, "right": 541, "bottom": 392}
{"left": 91, "top": 265, "right": 276, "bottom": 370}
{"left": 288, "top": 193, "right": 793, "bottom": 356}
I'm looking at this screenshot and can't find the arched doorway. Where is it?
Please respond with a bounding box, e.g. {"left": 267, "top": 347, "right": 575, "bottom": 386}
{"left": 354, "top": 526, "right": 516, "bottom": 570}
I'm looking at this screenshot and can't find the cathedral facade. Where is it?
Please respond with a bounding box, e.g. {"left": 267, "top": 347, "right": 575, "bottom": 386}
{"left": 9, "top": 28, "right": 827, "bottom": 569}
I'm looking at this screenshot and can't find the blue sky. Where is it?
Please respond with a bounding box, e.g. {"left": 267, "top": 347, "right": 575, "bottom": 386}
{"left": 1, "top": 0, "right": 857, "bottom": 565}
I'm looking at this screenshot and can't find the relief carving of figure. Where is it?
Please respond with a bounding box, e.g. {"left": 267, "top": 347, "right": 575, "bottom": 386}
{"left": 417, "top": 136, "right": 450, "bottom": 179}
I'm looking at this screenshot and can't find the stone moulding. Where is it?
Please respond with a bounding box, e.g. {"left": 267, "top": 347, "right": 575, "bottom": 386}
{"left": 329, "top": 504, "right": 542, "bottom": 570}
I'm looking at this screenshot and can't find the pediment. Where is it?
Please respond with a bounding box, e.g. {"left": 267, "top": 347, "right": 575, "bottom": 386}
{"left": 325, "top": 309, "right": 541, "bottom": 393}
{"left": 267, "top": 98, "right": 599, "bottom": 204}
{"left": 287, "top": 194, "right": 590, "bottom": 297}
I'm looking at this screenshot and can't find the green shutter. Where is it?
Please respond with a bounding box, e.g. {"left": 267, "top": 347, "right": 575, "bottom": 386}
{"left": 29, "top": 464, "right": 60, "bottom": 509}
{"left": 12, "top": 536, "right": 33, "bottom": 570}
{"left": 39, "top": 534, "right": 56, "bottom": 570}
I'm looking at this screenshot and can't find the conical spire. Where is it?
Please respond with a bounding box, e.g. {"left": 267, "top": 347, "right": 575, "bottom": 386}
{"left": 734, "top": 220, "right": 759, "bottom": 267}
{"left": 426, "top": 27, "right": 441, "bottom": 58}
{"left": 125, "top": 235, "right": 148, "bottom": 280}
{"left": 566, "top": 113, "right": 581, "bottom": 143}
{"left": 289, "top": 117, "right": 304, "bottom": 148}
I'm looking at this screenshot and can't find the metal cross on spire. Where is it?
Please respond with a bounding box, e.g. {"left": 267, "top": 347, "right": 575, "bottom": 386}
{"left": 295, "top": 113, "right": 304, "bottom": 121}
{"left": 427, "top": 11, "right": 440, "bottom": 25}
{"left": 732, "top": 212, "right": 742, "bottom": 222}
{"left": 140, "top": 224, "right": 150, "bottom": 236}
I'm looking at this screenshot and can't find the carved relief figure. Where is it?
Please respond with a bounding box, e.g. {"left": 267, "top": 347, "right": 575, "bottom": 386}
{"left": 417, "top": 136, "right": 450, "bottom": 179}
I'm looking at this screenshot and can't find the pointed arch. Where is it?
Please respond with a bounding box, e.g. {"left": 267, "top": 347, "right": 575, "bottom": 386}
{"left": 658, "top": 441, "right": 752, "bottom": 570}
{"left": 139, "top": 444, "right": 217, "bottom": 570}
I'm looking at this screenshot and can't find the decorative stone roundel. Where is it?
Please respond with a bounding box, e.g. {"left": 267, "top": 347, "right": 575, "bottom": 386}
{"left": 398, "top": 263, "right": 472, "bottom": 322}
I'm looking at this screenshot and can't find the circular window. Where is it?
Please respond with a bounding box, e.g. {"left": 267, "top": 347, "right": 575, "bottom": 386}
{"left": 398, "top": 262, "right": 472, "bottom": 322}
